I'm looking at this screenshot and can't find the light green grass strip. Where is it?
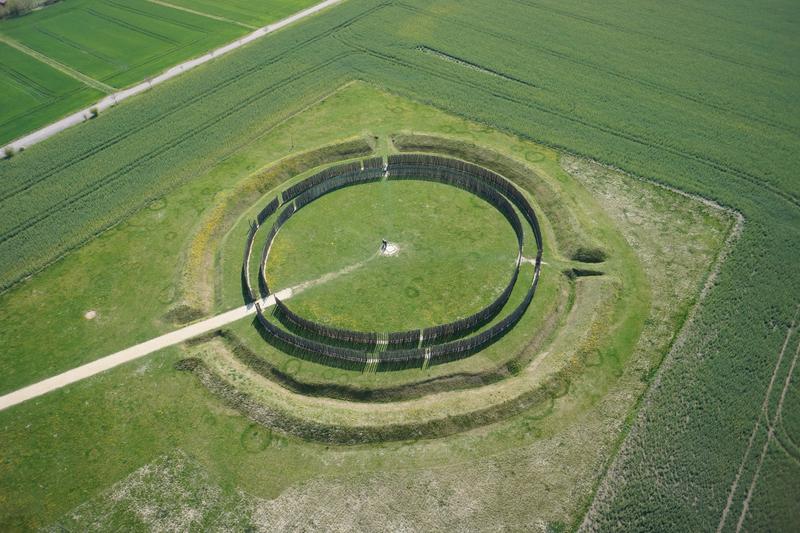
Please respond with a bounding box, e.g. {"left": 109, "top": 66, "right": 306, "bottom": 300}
{"left": 147, "top": 0, "right": 258, "bottom": 30}
{"left": 0, "top": 35, "right": 114, "bottom": 94}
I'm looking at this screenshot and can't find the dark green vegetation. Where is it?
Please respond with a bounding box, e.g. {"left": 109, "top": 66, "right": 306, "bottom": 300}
{"left": 0, "top": 81, "right": 732, "bottom": 530}
{"left": 268, "top": 180, "right": 519, "bottom": 331}
{"left": 0, "top": 0, "right": 240, "bottom": 87}
{"left": 0, "top": 0, "right": 797, "bottom": 530}
{"left": 0, "top": 40, "right": 102, "bottom": 145}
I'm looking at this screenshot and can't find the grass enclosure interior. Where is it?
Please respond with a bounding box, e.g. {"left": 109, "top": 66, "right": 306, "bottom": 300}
{"left": 267, "top": 179, "right": 520, "bottom": 332}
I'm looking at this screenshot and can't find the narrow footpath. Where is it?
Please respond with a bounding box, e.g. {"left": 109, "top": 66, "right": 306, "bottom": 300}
{"left": 0, "top": 290, "right": 292, "bottom": 411}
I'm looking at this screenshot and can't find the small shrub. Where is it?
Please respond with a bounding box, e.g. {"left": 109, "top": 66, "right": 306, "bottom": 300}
{"left": 506, "top": 359, "right": 523, "bottom": 375}
{"left": 571, "top": 246, "right": 607, "bottom": 263}
{"left": 163, "top": 303, "right": 205, "bottom": 325}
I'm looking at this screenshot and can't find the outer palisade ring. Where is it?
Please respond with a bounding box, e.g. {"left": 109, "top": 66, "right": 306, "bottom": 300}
{"left": 242, "top": 154, "right": 543, "bottom": 371}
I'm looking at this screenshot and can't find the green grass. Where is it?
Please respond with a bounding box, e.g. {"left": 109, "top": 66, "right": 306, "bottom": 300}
{"left": 162, "top": 0, "right": 320, "bottom": 27}
{"left": 268, "top": 180, "right": 519, "bottom": 331}
{"left": 0, "top": 89, "right": 366, "bottom": 395}
{"left": 0, "top": 0, "right": 245, "bottom": 88}
{"left": 0, "top": 41, "right": 102, "bottom": 144}
{"left": 0, "top": 0, "right": 797, "bottom": 528}
{"left": 216, "top": 135, "right": 565, "bottom": 391}
{"left": 0, "top": 84, "right": 731, "bottom": 529}
{"left": 227, "top": 259, "right": 553, "bottom": 392}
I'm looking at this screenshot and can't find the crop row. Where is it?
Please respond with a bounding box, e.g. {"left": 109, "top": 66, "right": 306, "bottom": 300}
{"left": 338, "top": 0, "right": 800, "bottom": 527}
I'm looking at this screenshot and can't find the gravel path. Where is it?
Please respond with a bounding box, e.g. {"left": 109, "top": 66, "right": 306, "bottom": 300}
{"left": 1, "top": 0, "right": 345, "bottom": 155}
{"left": 0, "top": 290, "right": 293, "bottom": 412}
{"left": 0, "top": 248, "right": 376, "bottom": 411}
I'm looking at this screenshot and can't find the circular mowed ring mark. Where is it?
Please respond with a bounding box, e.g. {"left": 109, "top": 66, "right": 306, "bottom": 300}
{"left": 242, "top": 155, "right": 543, "bottom": 371}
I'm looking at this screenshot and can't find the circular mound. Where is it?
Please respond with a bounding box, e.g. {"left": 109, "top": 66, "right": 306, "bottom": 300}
{"left": 266, "top": 180, "right": 520, "bottom": 332}
{"left": 242, "top": 155, "right": 543, "bottom": 371}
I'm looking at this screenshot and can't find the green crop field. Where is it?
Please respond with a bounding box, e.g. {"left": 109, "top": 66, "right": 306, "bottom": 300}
{"left": 0, "top": 40, "right": 102, "bottom": 144}
{"left": 0, "top": 0, "right": 244, "bottom": 86}
{"left": 162, "top": 0, "right": 320, "bottom": 27}
{"left": 0, "top": 0, "right": 318, "bottom": 145}
{"left": 0, "top": 0, "right": 798, "bottom": 531}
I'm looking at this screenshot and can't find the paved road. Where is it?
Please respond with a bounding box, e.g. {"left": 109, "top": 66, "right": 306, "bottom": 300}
{"left": 1, "top": 0, "right": 345, "bottom": 154}
{"left": 0, "top": 290, "right": 292, "bottom": 412}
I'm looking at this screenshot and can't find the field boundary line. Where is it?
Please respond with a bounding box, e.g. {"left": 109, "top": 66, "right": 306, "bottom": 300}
{"left": 577, "top": 199, "right": 743, "bottom": 531}
{"left": 0, "top": 35, "right": 114, "bottom": 93}
{"left": 146, "top": 0, "right": 258, "bottom": 29}
{"left": 0, "top": 0, "right": 346, "bottom": 155}
{"left": 716, "top": 305, "right": 799, "bottom": 532}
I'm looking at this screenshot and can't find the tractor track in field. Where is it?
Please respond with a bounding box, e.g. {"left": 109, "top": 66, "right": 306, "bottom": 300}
{"left": 716, "top": 306, "right": 799, "bottom": 532}
{"left": 733, "top": 334, "right": 800, "bottom": 532}
{"left": 511, "top": 0, "right": 799, "bottom": 82}
{"left": 397, "top": 2, "right": 800, "bottom": 138}
{"left": 0, "top": 1, "right": 386, "bottom": 206}
{"left": 0, "top": 53, "right": 353, "bottom": 245}
{"left": 578, "top": 209, "right": 743, "bottom": 532}
{"left": 336, "top": 32, "right": 800, "bottom": 211}
{"left": 0, "top": 35, "right": 114, "bottom": 93}
{"left": 146, "top": 0, "right": 258, "bottom": 30}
